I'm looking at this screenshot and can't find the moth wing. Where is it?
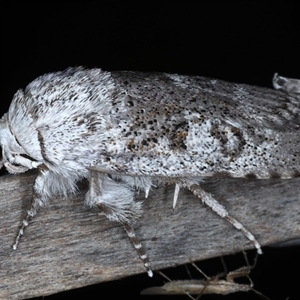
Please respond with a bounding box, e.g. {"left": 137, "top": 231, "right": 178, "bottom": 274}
{"left": 112, "top": 71, "right": 300, "bottom": 130}
{"left": 10, "top": 69, "right": 299, "bottom": 178}
{"left": 85, "top": 71, "right": 300, "bottom": 178}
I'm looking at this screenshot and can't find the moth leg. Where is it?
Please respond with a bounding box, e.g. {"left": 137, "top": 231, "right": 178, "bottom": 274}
{"left": 122, "top": 222, "right": 153, "bottom": 277}
{"left": 86, "top": 171, "right": 153, "bottom": 277}
{"left": 182, "top": 180, "right": 262, "bottom": 254}
{"left": 12, "top": 165, "right": 49, "bottom": 250}
{"left": 173, "top": 183, "right": 181, "bottom": 209}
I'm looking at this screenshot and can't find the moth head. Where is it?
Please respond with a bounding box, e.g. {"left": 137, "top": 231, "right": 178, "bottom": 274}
{"left": 0, "top": 114, "right": 37, "bottom": 174}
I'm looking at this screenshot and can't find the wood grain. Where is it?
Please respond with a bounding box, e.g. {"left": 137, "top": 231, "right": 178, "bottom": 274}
{"left": 0, "top": 171, "right": 299, "bottom": 299}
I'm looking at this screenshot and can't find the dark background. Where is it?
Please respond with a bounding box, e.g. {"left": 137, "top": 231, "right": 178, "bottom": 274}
{"left": 1, "top": 1, "right": 299, "bottom": 299}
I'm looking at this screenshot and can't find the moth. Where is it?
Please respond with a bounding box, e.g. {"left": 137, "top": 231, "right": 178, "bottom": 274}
{"left": 0, "top": 68, "right": 299, "bottom": 277}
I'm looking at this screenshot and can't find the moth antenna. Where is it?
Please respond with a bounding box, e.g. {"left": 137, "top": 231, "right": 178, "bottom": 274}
{"left": 122, "top": 222, "right": 153, "bottom": 277}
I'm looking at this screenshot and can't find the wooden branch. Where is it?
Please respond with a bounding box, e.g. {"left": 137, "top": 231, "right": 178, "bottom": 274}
{"left": 0, "top": 171, "right": 299, "bottom": 299}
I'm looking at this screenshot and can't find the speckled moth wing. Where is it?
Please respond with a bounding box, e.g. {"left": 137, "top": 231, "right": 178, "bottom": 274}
{"left": 9, "top": 68, "right": 299, "bottom": 179}
{"left": 89, "top": 71, "right": 300, "bottom": 179}
{"left": 111, "top": 71, "right": 300, "bottom": 130}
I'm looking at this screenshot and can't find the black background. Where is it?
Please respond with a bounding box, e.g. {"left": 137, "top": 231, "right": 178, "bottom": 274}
{"left": 1, "top": 1, "right": 299, "bottom": 299}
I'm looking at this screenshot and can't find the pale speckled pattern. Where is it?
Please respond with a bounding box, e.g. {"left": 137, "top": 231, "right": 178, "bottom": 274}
{"left": 0, "top": 67, "right": 299, "bottom": 275}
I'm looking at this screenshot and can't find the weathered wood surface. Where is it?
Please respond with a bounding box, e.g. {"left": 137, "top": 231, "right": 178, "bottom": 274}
{"left": 0, "top": 171, "right": 299, "bottom": 299}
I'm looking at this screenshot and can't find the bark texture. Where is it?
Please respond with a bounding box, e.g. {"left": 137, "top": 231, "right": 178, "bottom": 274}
{"left": 0, "top": 171, "right": 299, "bottom": 299}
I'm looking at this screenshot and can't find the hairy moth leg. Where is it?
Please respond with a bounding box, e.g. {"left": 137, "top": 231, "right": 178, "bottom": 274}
{"left": 86, "top": 171, "right": 153, "bottom": 277}
{"left": 180, "top": 180, "right": 262, "bottom": 254}
{"left": 12, "top": 165, "right": 49, "bottom": 250}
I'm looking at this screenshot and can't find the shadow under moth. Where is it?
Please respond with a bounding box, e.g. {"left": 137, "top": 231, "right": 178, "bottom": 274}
{"left": 0, "top": 68, "right": 299, "bottom": 277}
